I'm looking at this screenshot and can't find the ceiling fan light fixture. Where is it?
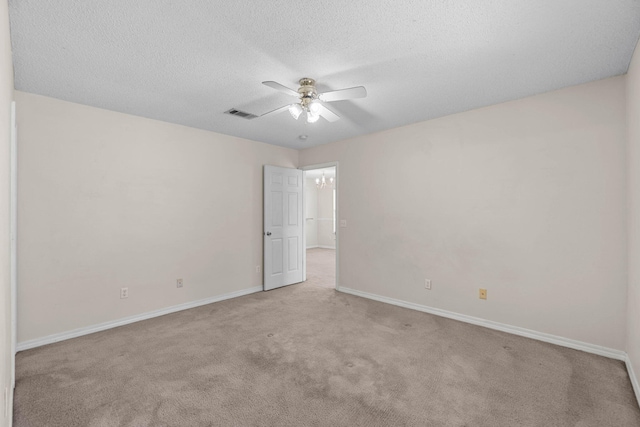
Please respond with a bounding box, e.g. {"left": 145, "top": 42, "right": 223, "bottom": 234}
{"left": 289, "top": 104, "right": 303, "bottom": 120}
{"left": 306, "top": 111, "right": 319, "bottom": 123}
{"left": 262, "top": 78, "right": 367, "bottom": 125}
{"left": 308, "top": 100, "right": 321, "bottom": 115}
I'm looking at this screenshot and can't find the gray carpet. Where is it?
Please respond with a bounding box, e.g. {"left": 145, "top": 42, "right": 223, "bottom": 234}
{"left": 14, "top": 284, "right": 640, "bottom": 426}
{"left": 305, "top": 248, "right": 335, "bottom": 289}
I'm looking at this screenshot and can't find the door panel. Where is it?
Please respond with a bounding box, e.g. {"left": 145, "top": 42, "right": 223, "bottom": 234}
{"left": 264, "top": 165, "right": 304, "bottom": 290}
{"left": 270, "top": 192, "right": 282, "bottom": 227}
{"left": 288, "top": 193, "right": 298, "bottom": 225}
{"left": 271, "top": 239, "right": 283, "bottom": 275}
{"left": 288, "top": 237, "right": 299, "bottom": 272}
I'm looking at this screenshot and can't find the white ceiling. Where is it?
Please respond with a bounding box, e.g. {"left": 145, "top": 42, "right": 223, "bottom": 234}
{"left": 8, "top": 1, "right": 640, "bottom": 149}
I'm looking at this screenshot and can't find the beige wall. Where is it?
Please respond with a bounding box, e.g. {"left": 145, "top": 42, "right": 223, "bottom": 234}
{"left": 300, "top": 76, "right": 628, "bottom": 350}
{"left": 15, "top": 91, "right": 298, "bottom": 343}
{"left": 0, "top": 0, "right": 12, "bottom": 425}
{"left": 627, "top": 38, "right": 640, "bottom": 389}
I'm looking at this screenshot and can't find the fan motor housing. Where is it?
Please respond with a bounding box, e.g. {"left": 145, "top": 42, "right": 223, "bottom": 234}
{"left": 298, "top": 78, "right": 317, "bottom": 110}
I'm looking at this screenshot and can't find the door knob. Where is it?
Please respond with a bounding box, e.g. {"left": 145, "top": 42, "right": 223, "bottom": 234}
{"left": 265, "top": 231, "right": 272, "bottom": 236}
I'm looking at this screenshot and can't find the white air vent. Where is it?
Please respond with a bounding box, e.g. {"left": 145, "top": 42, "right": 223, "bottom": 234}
{"left": 225, "top": 108, "right": 258, "bottom": 120}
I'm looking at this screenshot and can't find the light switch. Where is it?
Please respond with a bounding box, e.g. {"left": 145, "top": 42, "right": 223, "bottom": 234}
{"left": 340, "top": 219, "right": 347, "bottom": 228}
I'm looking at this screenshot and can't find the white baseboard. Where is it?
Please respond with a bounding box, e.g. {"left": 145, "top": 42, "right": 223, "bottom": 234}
{"left": 626, "top": 355, "right": 640, "bottom": 409}
{"left": 306, "top": 245, "right": 319, "bottom": 249}
{"left": 339, "top": 287, "right": 626, "bottom": 361}
{"left": 318, "top": 245, "right": 335, "bottom": 250}
{"left": 17, "top": 286, "right": 263, "bottom": 352}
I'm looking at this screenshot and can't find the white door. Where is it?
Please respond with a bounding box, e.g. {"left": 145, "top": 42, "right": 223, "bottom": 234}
{"left": 264, "top": 165, "right": 304, "bottom": 290}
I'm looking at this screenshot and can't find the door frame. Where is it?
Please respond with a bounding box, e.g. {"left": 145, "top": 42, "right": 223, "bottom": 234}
{"left": 300, "top": 162, "right": 340, "bottom": 291}
{"left": 10, "top": 101, "right": 17, "bottom": 393}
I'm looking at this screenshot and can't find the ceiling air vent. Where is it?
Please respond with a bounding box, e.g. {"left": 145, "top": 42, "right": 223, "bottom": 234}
{"left": 225, "top": 108, "right": 258, "bottom": 120}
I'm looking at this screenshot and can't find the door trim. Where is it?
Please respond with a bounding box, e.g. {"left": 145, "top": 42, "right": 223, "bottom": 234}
{"left": 10, "top": 101, "right": 17, "bottom": 391}
{"left": 300, "top": 162, "right": 339, "bottom": 290}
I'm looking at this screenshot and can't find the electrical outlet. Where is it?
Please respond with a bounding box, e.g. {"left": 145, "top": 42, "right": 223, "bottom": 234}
{"left": 256, "top": 265, "right": 261, "bottom": 273}
{"left": 340, "top": 219, "right": 347, "bottom": 228}
{"left": 120, "top": 287, "right": 128, "bottom": 299}
{"left": 479, "top": 288, "right": 487, "bottom": 300}
{"left": 176, "top": 279, "right": 183, "bottom": 288}
{"left": 425, "top": 279, "right": 432, "bottom": 290}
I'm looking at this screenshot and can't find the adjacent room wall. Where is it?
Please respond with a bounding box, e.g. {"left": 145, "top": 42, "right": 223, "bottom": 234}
{"left": 300, "top": 76, "right": 628, "bottom": 350}
{"left": 0, "top": 0, "right": 11, "bottom": 424}
{"left": 627, "top": 37, "right": 640, "bottom": 393}
{"left": 317, "top": 184, "right": 335, "bottom": 249}
{"left": 305, "top": 177, "right": 318, "bottom": 248}
{"left": 15, "top": 91, "right": 298, "bottom": 344}
{"left": 305, "top": 172, "right": 336, "bottom": 249}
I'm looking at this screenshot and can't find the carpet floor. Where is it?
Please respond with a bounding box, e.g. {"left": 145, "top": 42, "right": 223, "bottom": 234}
{"left": 14, "top": 284, "right": 640, "bottom": 426}
{"left": 305, "top": 248, "right": 335, "bottom": 289}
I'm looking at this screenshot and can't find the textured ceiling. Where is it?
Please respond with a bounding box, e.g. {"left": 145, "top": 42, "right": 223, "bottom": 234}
{"left": 8, "top": 1, "right": 640, "bottom": 149}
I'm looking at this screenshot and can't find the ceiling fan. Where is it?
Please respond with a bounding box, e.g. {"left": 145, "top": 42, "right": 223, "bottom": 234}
{"left": 260, "top": 78, "right": 367, "bottom": 123}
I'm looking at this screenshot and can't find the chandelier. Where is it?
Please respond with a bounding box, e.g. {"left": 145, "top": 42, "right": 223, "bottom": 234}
{"left": 316, "top": 172, "right": 334, "bottom": 189}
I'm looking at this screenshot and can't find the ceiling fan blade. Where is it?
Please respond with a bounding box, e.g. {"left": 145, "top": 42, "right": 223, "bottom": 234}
{"left": 317, "top": 104, "right": 340, "bottom": 122}
{"left": 262, "top": 81, "right": 300, "bottom": 98}
{"left": 260, "top": 104, "right": 292, "bottom": 117}
{"left": 318, "top": 86, "right": 367, "bottom": 102}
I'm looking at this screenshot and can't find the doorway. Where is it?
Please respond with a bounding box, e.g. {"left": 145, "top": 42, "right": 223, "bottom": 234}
{"left": 303, "top": 166, "right": 337, "bottom": 289}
